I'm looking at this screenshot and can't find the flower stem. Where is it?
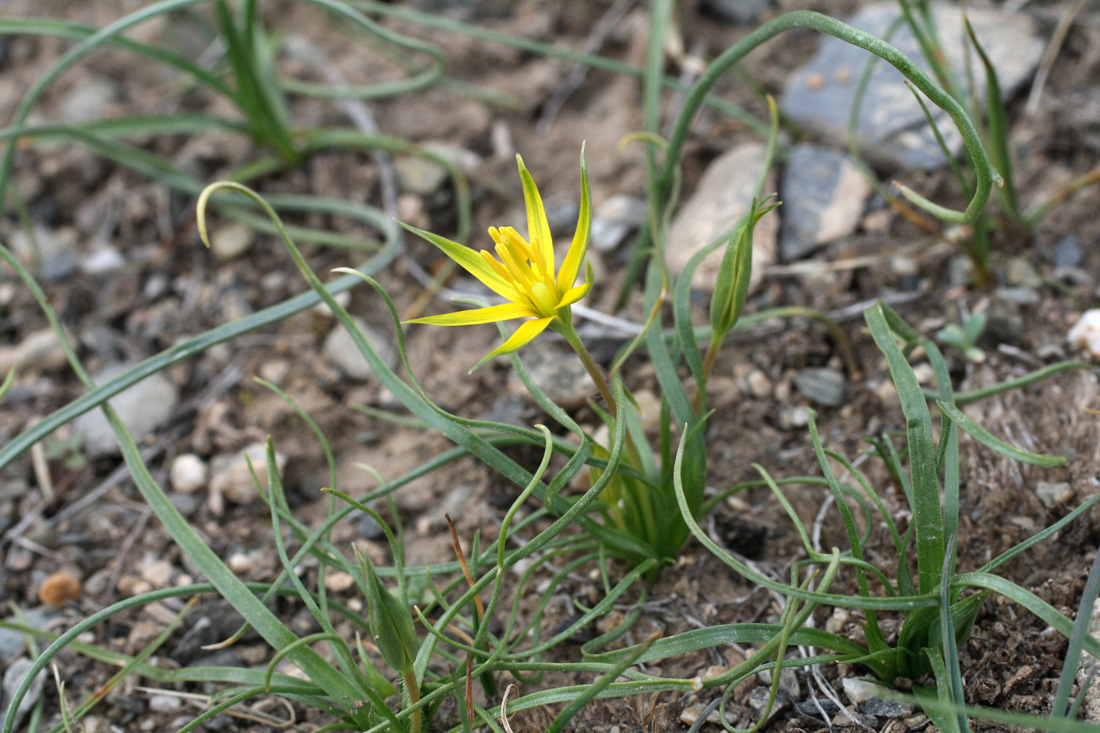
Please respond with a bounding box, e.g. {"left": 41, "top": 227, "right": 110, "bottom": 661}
{"left": 693, "top": 333, "right": 723, "bottom": 412}
{"left": 403, "top": 668, "right": 421, "bottom": 733}
{"left": 557, "top": 321, "right": 617, "bottom": 420}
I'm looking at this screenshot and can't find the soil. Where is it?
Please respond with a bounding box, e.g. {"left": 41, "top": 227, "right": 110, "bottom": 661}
{"left": 2, "top": 0, "right": 1100, "bottom": 731}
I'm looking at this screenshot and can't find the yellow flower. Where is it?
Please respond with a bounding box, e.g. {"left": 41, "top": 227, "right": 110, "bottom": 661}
{"left": 400, "top": 149, "right": 593, "bottom": 371}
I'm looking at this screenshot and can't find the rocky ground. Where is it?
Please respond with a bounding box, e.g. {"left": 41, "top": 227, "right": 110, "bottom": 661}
{"left": 1, "top": 0, "right": 1100, "bottom": 731}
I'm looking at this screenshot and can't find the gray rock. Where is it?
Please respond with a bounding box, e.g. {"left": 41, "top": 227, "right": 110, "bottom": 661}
{"left": 73, "top": 364, "right": 180, "bottom": 458}
{"left": 591, "top": 195, "right": 647, "bottom": 252}
{"left": 781, "top": 3, "right": 1043, "bottom": 170}
{"left": 947, "top": 255, "right": 974, "bottom": 288}
{"left": 11, "top": 226, "right": 79, "bottom": 283}
{"left": 667, "top": 143, "right": 778, "bottom": 293}
{"left": 0, "top": 608, "right": 59, "bottom": 664}
{"left": 324, "top": 317, "right": 399, "bottom": 381}
{"left": 80, "top": 245, "right": 126, "bottom": 275}
{"left": 832, "top": 707, "right": 878, "bottom": 729}
{"left": 1006, "top": 257, "right": 1040, "bottom": 288}
{"left": 862, "top": 697, "right": 914, "bottom": 718}
{"left": 508, "top": 340, "right": 596, "bottom": 410}
{"left": 395, "top": 142, "right": 480, "bottom": 196}
{"left": 795, "top": 697, "right": 840, "bottom": 717}
{"left": 59, "top": 77, "right": 116, "bottom": 122}
{"left": 0, "top": 328, "right": 67, "bottom": 374}
{"left": 779, "top": 144, "right": 871, "bottom": 260}
{"left": 748, "top": 686, "right": 788, "bottom": 722}
{"left": 167, "top": 492, "right": 202, "bottom": 518}
{"left": 1052, "top": 235, "right": 1083, "bottom": 269}
{"left": 1035, "top": 481, "right": 1074, "bottom": 508}
{"left": 543, "top": 196, "right": 580, "bottom": 235}
{"left": 209, "top": 442, "right": 287, "bottom": 504}
{"left": 356, "top": 514, "right": 385, "bottom": 540}
{"left": 701, "top": 0, "right": 771, "bottom": 25}
{"left": 996, "top": 286, "right": 1040, "bottom": 306}
{"left": 794, "top": 367, "right": 847, "bottom": 407}
{"left": 0, "top": 657, "right": 45, "bottom": 732}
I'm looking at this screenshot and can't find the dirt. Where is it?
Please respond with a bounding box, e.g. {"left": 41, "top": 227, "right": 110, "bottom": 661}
{"left": 1, "top": 0, "right": 1100, "bottom": 731}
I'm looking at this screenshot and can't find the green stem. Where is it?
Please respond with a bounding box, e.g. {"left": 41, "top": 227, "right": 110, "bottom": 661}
{"left": 403, "top": 668, "right": 421, "bottom": 733}
{"left": 693, "top": 332, "right": 722, "bottom": 413}
{"left": 556, "top": 320, "right": 617, "bottom": 421}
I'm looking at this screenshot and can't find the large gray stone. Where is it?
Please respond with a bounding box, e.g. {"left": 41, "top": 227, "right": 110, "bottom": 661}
{"left": 667, "top": 143, "right": 778, "bottom": 293}
{"left": 73, "top": 364, "right": 180, "bottom": 457}
{"left": 0, "top": 657, "right": 44, "bottom": 732}
{"left": 781, "top": 3, "right": 1042, "bottom": 170}
{"left": 779, "top": 144, "right": 871, "bottom": 260}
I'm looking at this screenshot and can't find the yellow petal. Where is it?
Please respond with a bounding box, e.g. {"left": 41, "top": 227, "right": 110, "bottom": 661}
{"left": 556, "top": 146, "right": 592, "bottom": 291}
{"left": 469, "top": 316, "right": 554, "bottom": 373}
{"left": 516, "top": 155, "right": 555, "bottom": 277}
{"left": 405, "top": 302, "right": 536, "bottom": 326}
{"left": 558, "top": 263, "right": 593, "bottom": 309}
{"left": 397, "top": 220, "right": 517, "bottom": 301}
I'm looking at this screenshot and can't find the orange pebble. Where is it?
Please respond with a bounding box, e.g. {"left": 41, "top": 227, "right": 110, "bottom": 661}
{"left": 39, "top": 571, "right": 81, "bottom": 607}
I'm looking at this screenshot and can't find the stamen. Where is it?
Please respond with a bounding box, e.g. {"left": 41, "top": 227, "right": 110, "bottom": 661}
{"left": 495, "top": 242, "right": 531, "bottom": 287}
{"left": 480, "top": 250, "right": 513, "bottom": 283}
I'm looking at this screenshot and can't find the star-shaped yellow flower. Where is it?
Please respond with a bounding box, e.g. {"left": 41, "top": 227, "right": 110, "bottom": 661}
{"left": 400, "top": 149, "right": 593, "bottom": 371}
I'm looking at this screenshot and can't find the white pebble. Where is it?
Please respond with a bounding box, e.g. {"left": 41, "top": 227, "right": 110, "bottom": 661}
{"left": 148, "top": 694, "right": 182, "bottom": 713}
{"left": 1069, "top": 309, "right": 1100, "bottom": 358}
{"left": 170, "top": 454, "right": 208, "bottom": 494}
{"left": 842, "top": 677, "right": 884, "bottom": 705}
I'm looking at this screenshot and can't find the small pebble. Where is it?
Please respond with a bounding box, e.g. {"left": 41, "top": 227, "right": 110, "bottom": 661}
{"left": 227, "top": 552, "right": 254, "bottom": 574}
{"left": 633, "top": 389, "right": 662, "bottom": 432}
{"left": 793, "top": 367, "right": 847, "bottom": 407}
{"left": 170, "top": 454, "right": 208, "bottom": 494}
{"left": 826, "top": 607, "right": 850, "bottom": 634}
{"left": 795, "top": 697, "right": 841, "bottom": 717}
{"left": 38, "top": 571, "right": 81, "bottom": 607}
{"left": 842, "top": 677, "right": 884, "bottom": 705}
{"left": 590, "top": 195, "right": 647, "bottom": 252}
{"left": 863, "top": 696, "right": 914, "bottom": 718}
{"left": 323, "top": 317, "right": 399, "bottom": 381}
{"left": 147, "top": 694, "right": 182, "bottom": 713}
{"left": 832, "top": 707, "right": 877, "bottom": 729}
{"left": 1, "top": 657, "right": 45, "bottom": 731}
{"left": 1052, "top": 234, "right": 1083, "bottom": 269}
{"left": 1068, "top": 309, "right": 1100, "bottom": 358}
{"left": 324, "top": 572, "right": 357, "bottom": 593}
{"left": 210, "top": 223, "right": 255, "bottom": 261}
{"left": 1035, "top": 481, "right": 1074, "bottom": 508}
{"left": 141, "top": 560, "right": 174, "bottom": 589}
{"left": 679, "top": 706, "right": 702, "bottom": 726}
{"left": 747, "top": 369, "right": 772, "bottom": 399}
{"left": 209, "top": 443, "right": 287, "bottom": 504}
{"left": 1005, "top": 257, "right": 1040, "bottom": 288}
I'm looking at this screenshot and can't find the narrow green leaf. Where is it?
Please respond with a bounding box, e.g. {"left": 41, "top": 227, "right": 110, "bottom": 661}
{"left": 937, "top": 401, "right": 1066, "bottom": 467}
{"left": 866, "top": 303, "right": 944, "bottom": 595}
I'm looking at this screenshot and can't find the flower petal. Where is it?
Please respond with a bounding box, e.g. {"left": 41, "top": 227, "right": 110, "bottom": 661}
{"left": 556, "top": 146, "right": 592, "bottom": 291}
{"left": 516, "top": 155, "right": 555, "bottom": 277}
{"left": 557, "top": 262, "right": 594, "bottom": 309}
{"left": 405, "top": 302, "right": 536, "bottom": 326}
{"left": 469, "top": 316, "right": 554, "bottom": 373}
{"left": 397, "top": 220, "right": 517, "bottom": 301}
